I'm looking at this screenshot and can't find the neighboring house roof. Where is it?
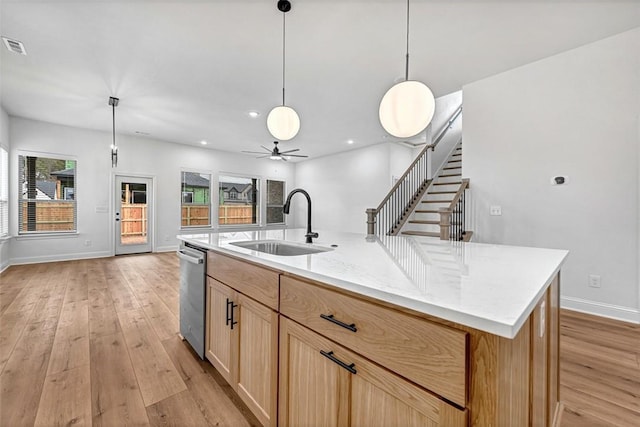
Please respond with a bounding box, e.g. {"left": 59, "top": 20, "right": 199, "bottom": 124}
{"left": 37, "top": 180, "right": 56, "bottom": 199}
{"left": 21, "top": 181, "right": 55, "bottom": 200}
{"left": 50, "top": 168, "right": 75, "bottom": 178}
{"left": 183, "top": 172, "right": 210, "bottom": 188}
{"left": 220, "top": 182, "right": 252, "bottom": 193}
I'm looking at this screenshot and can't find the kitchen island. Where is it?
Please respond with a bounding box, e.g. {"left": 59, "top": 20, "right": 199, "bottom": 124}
{"left": 179, "top": 229, "right": 568, "bottom": 427}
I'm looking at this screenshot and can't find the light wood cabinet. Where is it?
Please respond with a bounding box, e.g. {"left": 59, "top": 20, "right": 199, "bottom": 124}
{"left": 205, "top": 277, "right": 278, "bottom": 427}
{"left": 280, "top": 275, "right": 468, "bottom": 406}
{"left": 279, "top": 318, "right": 467, "bottom": 427}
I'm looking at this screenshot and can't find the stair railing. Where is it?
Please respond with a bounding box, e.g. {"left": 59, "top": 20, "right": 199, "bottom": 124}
{"left": 366, "top": 105, "right": 463, "bottom": 237}
{"left": 439, "top": 178, "right": 470, "bottom": 241}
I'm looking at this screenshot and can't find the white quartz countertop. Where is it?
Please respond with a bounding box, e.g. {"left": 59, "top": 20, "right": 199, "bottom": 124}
{"left": 178, "top": 229, "right": 568, "bottom": 338}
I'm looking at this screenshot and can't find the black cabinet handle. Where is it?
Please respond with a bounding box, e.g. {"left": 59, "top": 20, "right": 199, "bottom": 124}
{"left": 230, "top": 302, "right": 238, "bottom": 330}
{"left": 225, "top": 298, "right": 232, "bottom": 326}
{"left": 320, "top": 314, "right": 357, "bottom": 332}
{"left": 320, "top": 350, "right": 356, "bottom": 374}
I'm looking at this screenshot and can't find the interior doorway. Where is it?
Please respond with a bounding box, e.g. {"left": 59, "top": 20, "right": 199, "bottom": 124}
{"left": 114, "top": 175, "right": 153, "bottom": 255}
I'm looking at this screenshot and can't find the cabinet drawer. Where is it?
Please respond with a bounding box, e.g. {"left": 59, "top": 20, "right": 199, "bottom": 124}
{"left": 280, "top": 275, "right": 468, "bottom": 406}
{"left": 207, "top": 252, "right": 279, "bottom": 310}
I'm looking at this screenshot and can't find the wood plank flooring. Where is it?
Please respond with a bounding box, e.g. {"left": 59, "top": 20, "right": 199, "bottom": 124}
{"left": 0, "top": 253, "right": 259, "bottom": 427}
{"left": 1, "top": 253, "right": 638, "bottom": 426}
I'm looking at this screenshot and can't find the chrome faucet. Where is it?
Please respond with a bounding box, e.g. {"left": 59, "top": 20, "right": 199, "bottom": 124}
{"left": 283, "top": 188, "right": 319, "bottom": 244}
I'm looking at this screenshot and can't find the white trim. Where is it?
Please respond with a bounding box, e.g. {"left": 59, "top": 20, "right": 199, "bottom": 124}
{"left": 561, "top": 296, "right": 640, "bottom": 324}
{"left": 155, "top": 244, "right": 179, "bottom": 253}
{"left": 10, "top": 250, "right": 112, "bottom": 265}
{"left": 14, "top": 231, "right": 79, "bottom": 240}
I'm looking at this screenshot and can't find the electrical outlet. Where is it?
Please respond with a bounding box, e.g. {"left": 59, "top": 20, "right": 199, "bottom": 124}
{"left": 490, "top": 206, "right": 502, "bottom": 216}
{"left": 84, "top": 240, "right": 92, "bottom": 247}
{"left": 588, "top": 274, "right": 601, "bottom": 288}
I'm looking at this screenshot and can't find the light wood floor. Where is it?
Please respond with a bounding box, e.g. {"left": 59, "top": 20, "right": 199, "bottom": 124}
{"left": 0, "top": 254, "right": 638, "bottom": 426}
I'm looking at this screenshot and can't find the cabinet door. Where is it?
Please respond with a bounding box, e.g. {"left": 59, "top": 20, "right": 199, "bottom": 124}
{"left": 279, "top": 318, "right": 350, "bottom": 427}
{"left": 236, "top": 293, "right": 278, "bottom": 427}
{"left": 349, "top": 350, "right": 467, "bottom": 427}
{"left": 205, "top": 277, "right": 237, "bottom": 385}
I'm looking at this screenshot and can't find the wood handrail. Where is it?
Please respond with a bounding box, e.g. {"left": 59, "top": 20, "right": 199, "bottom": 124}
{"left": 442, "top": 178, "right": 469, "bottom": 212}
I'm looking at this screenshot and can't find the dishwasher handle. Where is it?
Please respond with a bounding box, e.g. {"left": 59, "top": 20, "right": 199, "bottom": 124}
{"left": 177, "top": 250, "right": 204, "bottom": 264}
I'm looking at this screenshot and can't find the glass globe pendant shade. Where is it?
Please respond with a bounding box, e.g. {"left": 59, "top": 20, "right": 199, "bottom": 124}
{"left": 379, "top": 80, "right": 435, "bottom": 138}
{"left": 267, "top": 105, "right": 300, "bottom": 141}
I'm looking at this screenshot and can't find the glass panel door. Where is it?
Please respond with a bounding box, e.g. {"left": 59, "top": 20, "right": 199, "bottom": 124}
{"left": 115, "top": 176, "right": 153, "bottom": 255}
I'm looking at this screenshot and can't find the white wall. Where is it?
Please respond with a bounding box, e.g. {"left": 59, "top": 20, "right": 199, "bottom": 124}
{"left": 9, "top": 117, "right": 296, "bottom": 264}
{"left": 0, "top": 106, "right": 10, "bottom": 271}
{"left": 293, "top": 143, "right": 413, "bottom": 234}
{"left": 463, "top": 28, "right": 640, "bottom": 322}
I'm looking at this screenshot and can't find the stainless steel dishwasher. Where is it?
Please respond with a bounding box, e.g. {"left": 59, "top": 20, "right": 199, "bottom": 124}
{"left": 177, "top": 243, "right": 207, "bottom": 359}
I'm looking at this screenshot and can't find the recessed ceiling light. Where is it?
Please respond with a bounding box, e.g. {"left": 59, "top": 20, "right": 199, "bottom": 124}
{"left": 135, "top": 131, "right": 150, "bottom": 136}
{"left": 248, "top": 111, "right": 260, "bottom": 118}
{"left": 347, "top": 139, "right": 354, "bottom": 145}
{"left": 200, "top": 140, "right": 208, "bottom": 145}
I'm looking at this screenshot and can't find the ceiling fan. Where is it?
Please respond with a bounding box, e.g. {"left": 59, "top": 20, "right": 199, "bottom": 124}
{"left": 242, "top": 141, "right": 308, "bottom": 161}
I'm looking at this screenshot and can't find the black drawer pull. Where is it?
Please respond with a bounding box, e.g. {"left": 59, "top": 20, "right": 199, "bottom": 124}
{"left": 226, "top": 298, "right": 232, "bottom": 326}
{"left": 320, "top": 350, "right": 356, "bottom": 374}
{"left": 320, "top": 314, "right": 357, "bottom": 332}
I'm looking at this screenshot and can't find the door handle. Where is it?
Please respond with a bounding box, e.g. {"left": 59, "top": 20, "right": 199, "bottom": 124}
{"left": 320, "top": 350, "right": 357, "bottom": 374}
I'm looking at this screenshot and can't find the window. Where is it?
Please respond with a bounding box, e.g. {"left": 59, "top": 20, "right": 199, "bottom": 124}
{"left": 181, "top": 171, "right": 211, "bottom": 227}
{"left": 219, "top": 175, "right": 259, "bottom": 225}
{"left": 18, "top": 155, "right": 76, "bottom": 234}
{"left": 266, "top": 179, "right": 285, "bottom": 224}
{"left": 0, "top": 147, "right": 8, "bottom": 237}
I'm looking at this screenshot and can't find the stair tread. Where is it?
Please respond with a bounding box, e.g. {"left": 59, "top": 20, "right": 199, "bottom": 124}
{"left": 443, "top": 166, "right": 461, "bottom": 170}
{"left": 415, "top": 210, "right": 440, "bottom": 213}
{"left": 434, "top": 181, "right": 462, "bottom": 185}
{"left": 440, "top": 173, "right": 462, "bottom": 177}
{"left": 402, "top": 231, "right": 440, "bottom": 238}
{"left": 422, "top": 200, "right": 453, "bottom": 203}
{"left": 430, "top": 191, "right": 457, "bottom": 194}
{"left": 408, "top": 220, "right": 439, "bottom": 224}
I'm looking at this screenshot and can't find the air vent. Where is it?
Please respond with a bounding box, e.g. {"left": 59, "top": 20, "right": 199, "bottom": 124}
{"left": 2, "top": 37, "right": 26, "bottom": 55}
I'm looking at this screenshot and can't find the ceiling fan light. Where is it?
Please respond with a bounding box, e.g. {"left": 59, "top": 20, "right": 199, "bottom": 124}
{"left": 270, "top": 155, "right": 282, "bottom": 160}
{"left": 267, "top": 105, "right": 300, "bottom": 141}
{"left": 379, "top": 80, "right": 435, "bottom": 138}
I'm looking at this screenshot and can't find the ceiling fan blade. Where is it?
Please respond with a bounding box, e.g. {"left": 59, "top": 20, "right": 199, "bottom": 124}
{"left": 280, "top": 156, "right": 288, "bottom": 162}
{"left": 260, "top": 145, "right": 272, "bottom": 152}
{"left": 280, "top": 148, "right": 300, "bottom": 154}
{"left": 285, "top": 154, "right": 309, "bottom": 158}
{"left": 256, "top": 154, "right": 271, "bottom": 158}
{"left": 242, "top": 150, "right": 269, "bottom": 154}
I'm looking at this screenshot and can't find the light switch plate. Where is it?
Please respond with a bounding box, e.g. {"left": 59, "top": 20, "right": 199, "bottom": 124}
{"left": 490, "top": 206, "right": 502, "bottom": 216}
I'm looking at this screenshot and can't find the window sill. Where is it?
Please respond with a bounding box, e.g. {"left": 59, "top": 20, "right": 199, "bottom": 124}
{"left": 15, "top": 232, "right": 79, "bottom": 241}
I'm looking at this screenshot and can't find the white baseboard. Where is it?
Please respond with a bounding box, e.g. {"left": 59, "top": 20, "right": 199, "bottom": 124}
{"left": 0, "top": 261, "right": 9, "bottom": 274}
{"left": 155, "top": 245, "right": 179, "bottom": 253}
{"left": 561, "top": 296, "right": 640, "bottom": 324}
{"left": 10, "top": 250, "right": 112, "bottom": 265}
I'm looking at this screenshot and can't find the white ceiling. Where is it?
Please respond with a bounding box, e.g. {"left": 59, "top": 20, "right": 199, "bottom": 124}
{"left": 1, "top": 0, "right": 639, "bottom": 160}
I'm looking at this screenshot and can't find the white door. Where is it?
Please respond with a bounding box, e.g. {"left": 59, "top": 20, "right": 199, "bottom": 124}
{"left": 115, "top": 175, "right": 153, "bottom": 255}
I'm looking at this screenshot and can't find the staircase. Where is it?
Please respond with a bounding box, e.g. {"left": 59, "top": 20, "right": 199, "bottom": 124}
{"left": 401, "top": 143, "right": 470, "bottom": 240}
{"left": 366, "top": 104, "right": 471, "bottom": 241}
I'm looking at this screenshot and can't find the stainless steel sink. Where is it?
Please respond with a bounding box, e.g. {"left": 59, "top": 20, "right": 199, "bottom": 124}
{"left": 230, "top": 240, "right": 333, "bottom": 256}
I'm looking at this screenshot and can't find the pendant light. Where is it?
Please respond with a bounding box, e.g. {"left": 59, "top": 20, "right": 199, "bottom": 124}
{"left": 109, "top": 96, "right": 119, "bottom": 168}
{"left": 266, "top": 0, "right": 300, "bottom": 141}
{"left": 379, "top": 0, "right": 435, "bottom": 138}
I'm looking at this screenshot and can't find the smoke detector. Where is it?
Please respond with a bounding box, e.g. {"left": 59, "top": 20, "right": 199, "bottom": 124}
{"left": 2, "top": 37, "right": 27, "bottom": 55}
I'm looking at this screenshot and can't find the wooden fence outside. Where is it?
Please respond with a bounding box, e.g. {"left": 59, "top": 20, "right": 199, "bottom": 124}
{"left": 181, "top": 205, "right": 210, "bottom": 227}
{"left": 20, "top": 201, "right": 75, "bottom": 232}
{"left": 219, "top": 204, "right": 254, "bottom": 225}
{"left": 121, "top": 204, "right": 147, "bottom": 236}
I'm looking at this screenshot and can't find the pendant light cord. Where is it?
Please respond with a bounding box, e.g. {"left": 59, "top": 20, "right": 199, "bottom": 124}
{"left": 405, "top": 0, "right": 410, "bottom": 81}
{"left": 282, "top": 11, "right": 286, "bottom": 106}
{"left": 112, "top": 103, "right": 116, "bottom": 149}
